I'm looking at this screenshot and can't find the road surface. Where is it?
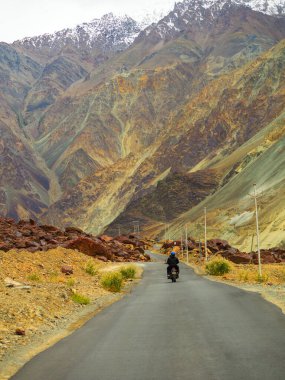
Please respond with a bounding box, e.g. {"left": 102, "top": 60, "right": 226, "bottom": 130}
{"left": 12, "top": 255, "right": 285, "bottom": 380}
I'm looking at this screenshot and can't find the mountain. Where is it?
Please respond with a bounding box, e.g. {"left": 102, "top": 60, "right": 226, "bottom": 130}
{"left": 0, "top": 0, "right": 285, "bottom": 250}
{"left": 107, "top": 39, "right": 285, "bottom": 251}
{"left": 13, "top": 13, "right": 141, "bottom": 58}
{"left": 39, "top": 5, "right": 285, "bottom": 249}
{"left": 137, "top": 0, "right": 285, "bottom": 43}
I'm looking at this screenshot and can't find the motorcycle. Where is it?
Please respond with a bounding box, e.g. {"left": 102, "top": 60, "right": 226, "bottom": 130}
{"left": 168, "top": 267, "right": 179, "bottom": 283}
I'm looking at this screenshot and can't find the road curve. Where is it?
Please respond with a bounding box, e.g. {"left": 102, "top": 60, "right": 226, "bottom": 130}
{"left": 12, "top": 255, "right": 285, "bottom": 380}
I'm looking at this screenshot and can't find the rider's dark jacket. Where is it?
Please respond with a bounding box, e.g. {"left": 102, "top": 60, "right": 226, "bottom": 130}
{"left": 167, "top": 256, "right": 179, "bottom": 266}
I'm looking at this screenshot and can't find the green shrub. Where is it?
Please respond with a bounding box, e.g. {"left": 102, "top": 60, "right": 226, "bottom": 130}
{"left": 120, "top": 265, "right": 136, "bottom": 280}
{"left": 238, "top": 270, "right": 249, "bottom": 282}
{"left": 101, "top": 272, "right": 123, "bottom": 292}
{"left": 71, "top": 293, "right": 90, "bottom": 305}
{"left": 66, "top": 278, "right": 75, "bottom": 287}
{"left": 205, "top": 257, "right": 232, "bottom": 276}
{"left": 256, "top": 273, "right": 269, "bottom": 283}
{"left": 85, "top": 261, "right": 98, "bottom": 276}
{"left": 27, "top": 273, "right": 41, "bottom": 282}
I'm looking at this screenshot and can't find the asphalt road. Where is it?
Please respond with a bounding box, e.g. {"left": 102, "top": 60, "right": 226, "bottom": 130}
{"left": 12, "top": 255, "right": 285, "bottom": 380}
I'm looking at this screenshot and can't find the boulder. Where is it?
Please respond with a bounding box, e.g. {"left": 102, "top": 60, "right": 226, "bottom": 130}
{"left": 40, "top": 225, "right": 61, "bottom": 233}
{"left": 252, "top": 250, "right": 277, "bottom": 264}
{"left": 96, "top": 256, "right": 108, "bottom": 262}
{"left": 65, "top": 226, "right": 84, "bottom": 234}
{"left": 64, "top": 237, "right": 113, "bottom": 259}
{"left": 116, "top": 251, "right": 130, "bottom": 258}
{"left": 144, "top": 253, "right": 151, "bottom": 261}
{"left": 15, "top": 328, "right": 26, "bottom": 336}
{"left": 99, "top": 235, "right": 113, "bottom": 243}
{"left": 0, "top": 242, "right": 12, "bottom": 251}
{"left": 207, "top": 239, "right": 231, "bottom": 253}
{"left": 220, "top": 250, "right": 251, "bottom": 264}
{"left": 61, "top": 265, "right": 73, "bottom": 275}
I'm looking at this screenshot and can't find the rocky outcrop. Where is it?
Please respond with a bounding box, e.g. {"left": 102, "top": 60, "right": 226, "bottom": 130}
{"left": 0, "top": 217, "right": 150, "bottom": 262}
{"left": 162, "top": 238, "right": 285, "bottom": 264}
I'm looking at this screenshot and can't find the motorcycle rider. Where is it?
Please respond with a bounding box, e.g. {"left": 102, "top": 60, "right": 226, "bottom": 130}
{"left": 167, "top": 251, "right": 180, "bottom": 278}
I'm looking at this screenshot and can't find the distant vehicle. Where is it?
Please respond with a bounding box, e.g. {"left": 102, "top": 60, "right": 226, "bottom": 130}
{"left": 169, "top": 267, "right": 179, "bottom": 283}
{"left": 166, "top": 251, "right": 180, "bottom": 282}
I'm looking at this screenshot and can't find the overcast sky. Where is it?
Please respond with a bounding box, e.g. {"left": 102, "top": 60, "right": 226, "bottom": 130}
{"left": 0, "top": 0, "right": 176, "bottom": 43}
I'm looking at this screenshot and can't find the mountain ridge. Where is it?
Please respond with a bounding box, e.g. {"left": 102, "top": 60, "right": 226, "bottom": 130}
{"left": 0, "top": 1, "right": 284, "bottom": 249}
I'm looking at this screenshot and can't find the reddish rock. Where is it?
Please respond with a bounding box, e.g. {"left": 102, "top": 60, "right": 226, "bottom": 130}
{"left": 65, "top": 226, "right": 84, "bottom": 234}
{"left": 15, "top": 241, "right": 29, "bottom": 249}
{"left": 22, "top": 230, "right": 32, "bottom": 237}
{"left": 0, "top": 242, "right": 12, "bottom": 251}
{"left": 39, "top": 225, "right": 61, "bottom": 233}
{"left": 221, "top": 250, "right": 251, "bottom": 264}
{"left": 144, "top": 253, "right": 151, "bottom": 261}
{"left": 25, "top": 241, "right": 40, "bottom": 248}
{"left": 61, "top": 265, "right": 73, "bottom": 275}
{"left": 15, "top": 328, "right": 26, "bottom": 336}
{"left": 114, "top": 236, "right": 136, "bottom": 245}
{"left": 43, "top": 234, "right": 54, "bottom": 242}
{"left": 64, "top": 237, "right": 113, "bottom": 259}
{"left": 207, "top": 239, "right": 231, "bottom": 253}
{"left": 117, "top": 251, "right": 129, "bottom": 258}
{"left": 99, "top": 235, "right": 113, "bottom": 243}
{"left": 252, "top": 250, "right": 277, "bottom": 264}
{"left": 96, "top": 256, "right": 108, "bottom": 262}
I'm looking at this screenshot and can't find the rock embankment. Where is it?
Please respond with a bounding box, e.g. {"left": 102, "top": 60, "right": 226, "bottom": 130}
{"left": 0, "top": 217, "right": 151, "bottom": 262}
{"left": 162, "top": 238, "right": 285, "bottom": 264}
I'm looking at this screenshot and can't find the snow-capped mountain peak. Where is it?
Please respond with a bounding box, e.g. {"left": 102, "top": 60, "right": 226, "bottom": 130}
{"left": 176, "top": 0, "right": 285, "bottom": 16}
{"left": 14, "top": 13, "right": 141, "bottom": 54}
{"left": 139, "top": 0, "right": 285, "bottom": 41}
{"left": 14, "top": 1, "right": 285, "bottom": 55}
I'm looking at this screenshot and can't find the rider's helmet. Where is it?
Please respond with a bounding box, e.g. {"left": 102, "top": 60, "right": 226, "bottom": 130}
{"left": 170, "top": 251, "right": 176, "bottom": 256}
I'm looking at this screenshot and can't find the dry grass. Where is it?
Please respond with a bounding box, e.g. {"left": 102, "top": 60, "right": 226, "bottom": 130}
{"left": 182, "top": 253, "right": 285, "bottom": 285}
{"left": 223, "top": 264, "right": 285, "bottom": 285}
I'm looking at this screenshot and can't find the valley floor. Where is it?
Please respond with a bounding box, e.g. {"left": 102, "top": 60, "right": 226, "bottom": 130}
{"left": 0, "top": 248, "right": 141, "bottom": 380}
{"left": 10, "top": 254, "right": 285, "bottom": 380}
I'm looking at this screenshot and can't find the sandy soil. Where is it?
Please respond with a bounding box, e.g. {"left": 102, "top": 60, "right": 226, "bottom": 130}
{"left": 0, "top": 247, "right": 142, "bottom": 379}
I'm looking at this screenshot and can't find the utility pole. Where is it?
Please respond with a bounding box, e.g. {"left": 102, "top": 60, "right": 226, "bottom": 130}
{"left": 164, "top": 224, "right": 167, "bottom": 242}
{"left": 204, "top": 207, "right": 208, "bottom": 262}
{"left": 249, "top": 184, "right": 262, "bottom": 276}
{"left": 0, "top": 203, "right": 6, "bottom": 217}
{"left": 133, "top": 221, "right": 140, "bottom": 235}
{"left": 199, "top": 239, "right": 202, "bottom": 262}
{"left": 185, "top": 224, "right": 189, "bottom": 263}
{"left": 250, "top": 234, "right": 254, "bottom": 252}
{"left": 167, "top": 224, "right": 170, "bottom": 241}
{"left": 181, "top": 233, "right": 184, "bottom": 258}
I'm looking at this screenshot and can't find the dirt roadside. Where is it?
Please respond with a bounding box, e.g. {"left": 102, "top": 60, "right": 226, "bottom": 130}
{"left": 0, "top": 248, "right": 143, "bottom": 380}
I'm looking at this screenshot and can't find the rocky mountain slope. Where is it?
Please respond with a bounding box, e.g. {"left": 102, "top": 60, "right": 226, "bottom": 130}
{"left": 0, "top": 1, "right": 284, "bottom": 250}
